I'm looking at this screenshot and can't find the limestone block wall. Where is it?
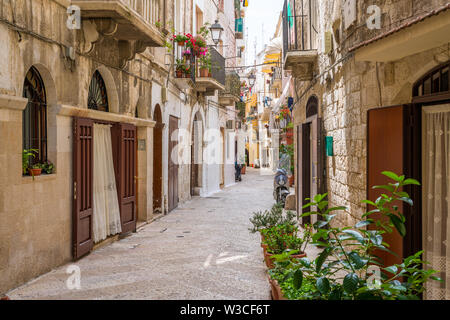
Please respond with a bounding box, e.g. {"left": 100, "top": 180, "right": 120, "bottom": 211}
{"left": 0, "top": 0, "right": 162, "bottom": 293}
{"left": 292, "top": 0, "right": 450, "bottom": 227}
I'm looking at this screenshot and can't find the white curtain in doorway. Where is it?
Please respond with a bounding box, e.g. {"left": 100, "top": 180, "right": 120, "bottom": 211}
{"left": 423, "top": 105, "right": 450, "bottom": 300}
{"left": 93, "top": 123, "right": 122, "bottom": 243}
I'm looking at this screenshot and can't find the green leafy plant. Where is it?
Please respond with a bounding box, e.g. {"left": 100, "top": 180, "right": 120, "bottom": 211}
{"left": 22, "top": 149, "right": 38, "bottom": 175}
{"left": 276, "top": 172, "right": 441, "bottom": 300}
{"left": 249, "top": 203, "right": 296, "bottom": 234}
{"left": 261, "top": 224, "right": 308, "bottom": 255}
{"left": 198, "top": 22, "right": 211, "bottom": 39}
{"left": 41, "top": 160, "right": 54, "bottom": 174}
{"left": 198, "top": 52, "right": 211, "bottom": 70}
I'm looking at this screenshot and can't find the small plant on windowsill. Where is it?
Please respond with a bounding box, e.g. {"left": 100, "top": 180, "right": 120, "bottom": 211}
{"left": 22, "top": 149, "right": 38, "bottom": 175}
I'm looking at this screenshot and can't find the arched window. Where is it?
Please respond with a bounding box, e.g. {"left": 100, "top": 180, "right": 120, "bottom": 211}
{"left": 306, "top": 95, "right": 318, "bottom": 118}
{"left": 88, "top": 70, "right": 109, "bottom": 112}
{"left": 23, "top": 66, "right": 47, "bottom": 163}
{"left": 413, "top": 62, "right": 449, "bottom": 97}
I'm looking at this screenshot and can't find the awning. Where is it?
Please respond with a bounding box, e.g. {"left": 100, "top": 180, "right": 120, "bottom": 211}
{"left": 265, "top": 37, "right": 282, "bottom": 55}
{"left": 272, "top": 76, "right": 292, "bottom": 113}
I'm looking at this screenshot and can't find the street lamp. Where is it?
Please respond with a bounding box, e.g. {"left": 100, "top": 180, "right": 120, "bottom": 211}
{"left": 248, "top": 74, "right": 256, "bottom": 87}
{"left": 210, "top": 20, "right": 224, "bottom": 45}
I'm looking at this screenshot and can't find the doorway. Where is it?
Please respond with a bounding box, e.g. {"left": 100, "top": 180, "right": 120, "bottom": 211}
{"left": 168, "top": 116, "right": 179, "bottom": 212}
{"left": 220, "top": 127, "right": 225, "bottom": 188}
{"left": 72, "top": 118, "right": 137, "bottom": 260}
{"left": 153, "top": 105, "right": 163, "bottom": 213}
{"left": 191, "top": 112, "right": 203, "bottom": 196}
{"left": 296, "top": 96, "right": 323, "bottom": 225}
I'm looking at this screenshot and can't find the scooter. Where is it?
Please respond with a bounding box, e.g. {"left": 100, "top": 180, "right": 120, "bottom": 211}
{"left": 273, "top": 168, "right": 290, "bottom": 206}
{"left": 235, "top": 162, "right": 242, "bottom": 182}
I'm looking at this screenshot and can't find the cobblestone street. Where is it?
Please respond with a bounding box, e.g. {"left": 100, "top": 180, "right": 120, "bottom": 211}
{"left": 8, "top": 169, "right": 273, "bottom": 300}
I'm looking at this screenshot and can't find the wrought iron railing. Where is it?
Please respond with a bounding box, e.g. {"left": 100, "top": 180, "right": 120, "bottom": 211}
{"left": 270, "top": 67, "right": 282, "bottom": 86}
{"left": 282, "top": 0, "right": 318, "bottom": 59}
{"left": 222, "top": 71, "right": 241, "bottom": 97}
{"left": 210, "top": 46, "right": 226, "bottom": 86}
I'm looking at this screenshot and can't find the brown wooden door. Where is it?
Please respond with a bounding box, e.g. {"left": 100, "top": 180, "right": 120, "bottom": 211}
{"left": 112, "top": 123, "right": 137, "bottom": 234}
{"left": 168, "top": 116, "right": 179, "bottom": 212}
{"left": 367, "top": 106, "right": 405, "bottom": 267}
{"left": 153, "top": 123, "right": 163, "bottom": 211}
{"left": 297, "top": 116, "right": 323, "bottom": 224}
{"left": 73, "top": 117, "right": 94, "bottom": 260}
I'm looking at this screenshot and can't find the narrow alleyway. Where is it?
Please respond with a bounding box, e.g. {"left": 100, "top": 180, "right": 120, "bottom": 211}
{"left": 8, "top": 169, "right": 273, "bottom": 300}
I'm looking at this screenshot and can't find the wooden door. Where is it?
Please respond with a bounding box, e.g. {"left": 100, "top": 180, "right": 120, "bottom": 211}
{"left": 153, "top": 123, "right": 163, "bottom": 211}
{"left": 168, "top": 116, "right": 179, "bottom": 212}
{"left": 220, "top": 128, "right": 225, "bottom": 188}
{"left": 112, "top": 123, "right": 137, "bottom": 234}
{"left": 297, "top": 116, "right": 323, "bottom": 224}
{"left": 367, "top": 106, "right": 405, "bottom": 267}
{"left": 73, "top": 117, "right": 94, "bottom": 260}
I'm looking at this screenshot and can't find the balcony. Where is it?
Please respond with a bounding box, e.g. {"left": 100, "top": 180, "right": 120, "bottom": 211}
{"left": 74, "top": 0, "right": 165, "bottom": 65}
{"left": 282, "top": 0, "right": 318, "bottom": 81}
{"left": 270, "top": 67, "right": 283, "bottom": 92}
{"left": 195, "top": 47, "right": 226, "bottom": 94}
{"left": 219, "top": 72, "right": 241, "bottom": 107}
{"left": 235, "top": 18, "right": 244, "bottom": 40}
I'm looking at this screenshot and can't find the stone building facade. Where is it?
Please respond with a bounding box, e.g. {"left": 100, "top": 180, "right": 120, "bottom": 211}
{"left": 284, "top": 0, "right": 450, "bottom": 298}
{"left": 0, "top": 0, "right": 239, "bottom": 295}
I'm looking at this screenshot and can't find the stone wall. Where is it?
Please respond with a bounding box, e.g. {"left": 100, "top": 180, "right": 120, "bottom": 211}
{"left": 0, "top": 0, "right": 160, "bottom": 294}
{"left": 292, "top": 0, "right": 450, "bottom": 227}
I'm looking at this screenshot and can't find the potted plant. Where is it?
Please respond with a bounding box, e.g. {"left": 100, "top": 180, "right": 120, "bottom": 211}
{"left": 29, "top": 163, "right": 43, "bottom": 178}
{"left": 182, "top": 49, "right": 192, "bottom": 58}
{"left": 41, "top": 160, "right": 54, "bottom": 174}
{"left": 272, "top": 172, "right": 442, "bottom": 300}
{"left": 198, "top": 54, "right": 211, "bottom": 77}
{"left": 22, "top": 149, "right": 38, "bottom": 175}
{"left": 261, "top": 224, "right": 308, "bottom": 269}
{"left": 175, "top": 59, "right": 184, "bottom": 78}
{"left": 172, "top": 34, "right": 189, "bottom": 46}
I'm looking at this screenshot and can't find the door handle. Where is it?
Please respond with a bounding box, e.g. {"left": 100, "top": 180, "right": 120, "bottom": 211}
{"left": 134, "top": 176, "right": 144, "bottom": 181}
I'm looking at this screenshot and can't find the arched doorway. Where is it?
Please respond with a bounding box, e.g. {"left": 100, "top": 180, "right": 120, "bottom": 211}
{"left": 153, "top": 104, "right": 163, "bottom": 213}
{"left": 191, "top": 112, "right": 203, "bottom": 196}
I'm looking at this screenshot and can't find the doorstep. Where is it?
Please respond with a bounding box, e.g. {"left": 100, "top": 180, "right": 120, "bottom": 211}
{"left": 93, "top": 235, "right": 120, "bottom": 251}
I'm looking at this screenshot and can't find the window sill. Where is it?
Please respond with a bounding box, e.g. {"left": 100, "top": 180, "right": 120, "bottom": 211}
{"left": 21, "top": 173, "right": 57, "bottom": 184}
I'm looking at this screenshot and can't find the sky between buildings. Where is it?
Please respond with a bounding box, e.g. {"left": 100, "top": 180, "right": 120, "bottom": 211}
{"left": 245, "top": 0, "right": 284, "bottom": 65}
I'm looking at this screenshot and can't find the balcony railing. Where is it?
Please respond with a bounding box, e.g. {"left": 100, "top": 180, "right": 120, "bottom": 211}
{"left": 72, "top": 0, "right": 164, "bottom": 47}
{"left": 124, "top": 0, "right": 161, "bottom": 25}
{"left": 282, "top": 0, "right": 318, "bottom": 59}
{"left": 219, "top": 71, "right": 241, "bottom": 106}
{"left": 210, "top": 47, "right": 226, "bottom": 87}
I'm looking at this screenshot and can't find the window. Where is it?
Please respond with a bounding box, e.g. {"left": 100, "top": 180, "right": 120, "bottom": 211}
{"left": 88, "top": 71, "right": 109, "bottom": 112}
{"left": 306, "top": 96, "right": 318, "bottom": 118}
{"left": 196, "top": 6, "right": 203, "bottom": 35}
{"left": 23, "top": 67, "right": 47, "bottom": 164}
{"left": 414, "top": 62, "right": 450, "bottom": 97}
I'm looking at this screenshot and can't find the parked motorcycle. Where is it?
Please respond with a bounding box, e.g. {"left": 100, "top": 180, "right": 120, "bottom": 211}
{"left": 235, "top": 162, "right": 242, "bottom": 182}
{"left": 273, "top": 168, "right": 290, "bottom": 206}
{"left": 273, "top": 153, "right": 291, "bottom": 206}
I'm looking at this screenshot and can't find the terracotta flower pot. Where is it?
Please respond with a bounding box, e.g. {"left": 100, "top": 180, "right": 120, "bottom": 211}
{"left": 1, "top": 295, "right": 10, "bottom": 300}
{"left": 241, "top": 165, "right": 246, "bottom": 174}
{"left": 28, "top": 168, "right": 42, "bottom": 177}
{"left": 268, "top": 278, "right": 279, "bottom": 300}
{"left": 265, "top": 251, "right": 307, "bottom": 269}
{"left": 177, "top": 41, "right": 185, "bottom": 47}
{"left": 288, "top": 175, "right": 295, "bottom": 187}
{"left": 273, "top": 280, "right": 288, "bottom": 300}
{"left": 176, "top": 70, "right": 183, "bottom": 78}
{"left": 200, "top": 68, "right": 209, "bottom": 77}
